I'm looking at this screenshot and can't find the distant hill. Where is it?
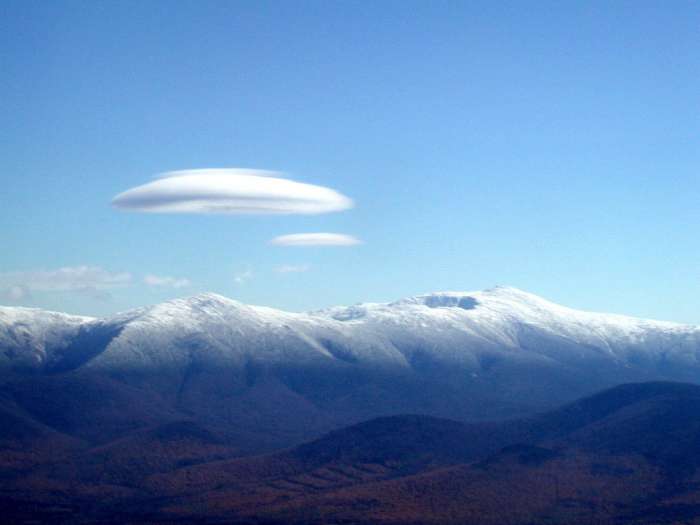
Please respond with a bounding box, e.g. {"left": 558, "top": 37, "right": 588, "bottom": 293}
{"left": 141, "top": 381, "right": 700, "bottom": 525}
{"left": 4, "top": 382, "right": 700, "bottom": 523}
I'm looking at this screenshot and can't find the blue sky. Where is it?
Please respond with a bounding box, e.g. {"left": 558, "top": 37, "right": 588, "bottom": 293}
{"left": 1, "top": 1, "right": 699, "bottom": 322}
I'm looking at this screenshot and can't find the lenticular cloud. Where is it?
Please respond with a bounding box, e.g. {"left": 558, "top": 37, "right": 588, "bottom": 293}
{"left": 270, "top": 233, "right": 362, "bottom": 246}
{"left": 111, "top": 169, "right": 354, "bottom": 215}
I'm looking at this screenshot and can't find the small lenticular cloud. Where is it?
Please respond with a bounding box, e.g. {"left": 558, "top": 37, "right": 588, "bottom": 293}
{"left": 269, "top": 233, "right": 362, "bottom": 247}
{"left": 111, "top": 169, "right": 353, "bottom": 215}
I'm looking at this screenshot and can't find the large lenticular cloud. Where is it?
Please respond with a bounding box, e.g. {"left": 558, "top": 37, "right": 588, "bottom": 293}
{"left": 111, "top": 169, "right": 353, "bottom": 215}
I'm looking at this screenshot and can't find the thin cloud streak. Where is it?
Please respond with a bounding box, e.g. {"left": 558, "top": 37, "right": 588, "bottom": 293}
{"left": 112, "top": 169, "right": 353, "bottom": 215}
{"left": 269, "top": 233, "right": 362, "bottom": 247}
{"left": 274, "top": 264, "right": 311, "bottom": 273}
{"left": 0, "top": 285, "right": 29, "bottom": 302}
{"left": 144, "top": 274, "right": 192, "bottom": 289}
{"left": 234, "top": 269, "right": 253, "bottom": 284}
{"left": 0, "top": 266, "right": 132, "bottom": 302}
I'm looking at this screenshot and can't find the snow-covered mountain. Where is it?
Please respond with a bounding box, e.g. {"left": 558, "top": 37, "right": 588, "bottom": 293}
{"left": 1, "top": 287, "right": 699, "bottom": 451}
{"left": 2, "top": 286, "right": 698, "bottom": 375}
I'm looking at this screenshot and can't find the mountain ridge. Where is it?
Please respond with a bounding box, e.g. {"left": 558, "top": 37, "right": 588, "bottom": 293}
{"left": 2, "top": 285, "right": 695, "bottom": 327}
{"left": 2, "top": 287, "right": 700, "bottom": 455}
{"left": 2, "top": 286, "right": 698, "bottom": 373}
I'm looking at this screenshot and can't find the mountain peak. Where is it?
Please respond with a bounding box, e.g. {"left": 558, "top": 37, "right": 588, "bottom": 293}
{"left": 185, "top": 291, "right": 238, "bottom": 304}
{"left": 480, "top": 285, "right": 552, "bottom": 301}
{"left": 160, "top": 292, "right": 246, "bottom": 311}
{"left": 391, "top": 286, "right": 547, "bottom": 311}
{"left": 127, "top": 292, "right": 252, "bottom": 323}
{"left": 394, "top": 291, "right": 481, "bottom": 310}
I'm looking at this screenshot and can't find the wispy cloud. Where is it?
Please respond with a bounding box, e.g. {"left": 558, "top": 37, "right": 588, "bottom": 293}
{"left": 111, "top": 169, "right": 353, "bottom": 215}
{"left": 234, "top": 269, "right": 253, "bottom": 284}
{"left": 274, "top": 264, "right": 311, "bottom": 273}
{"left": 0, "top": 286, "right": 29, "bottom": 302}
{"left": 0, "top": 266, "right": 132, "bottom": 302}
{"left": 143, "top": 274, "right": 191, "bottom": 289}
{"left": 269, "top": 233, "right": 362, "bottom": 247}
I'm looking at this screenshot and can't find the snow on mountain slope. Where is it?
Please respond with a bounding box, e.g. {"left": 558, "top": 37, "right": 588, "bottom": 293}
{"left": 82, "top": 293, "right": 409, "bottom": 373}
{"left": 315, "top": 286, "right": 700, "bottom": 369}
{"left": 0, "top": 306, "right": 93, "bottom": 369}
{"left": 1, "top": 287, "right": 699, "bottom": 376}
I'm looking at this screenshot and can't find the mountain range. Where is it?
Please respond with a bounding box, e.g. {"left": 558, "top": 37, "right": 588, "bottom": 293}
{"left": 1, "top": 286, "right": 700, "bottom": 453}
{"left": 3, "top": 287, "right": 700, "bottom": 523}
